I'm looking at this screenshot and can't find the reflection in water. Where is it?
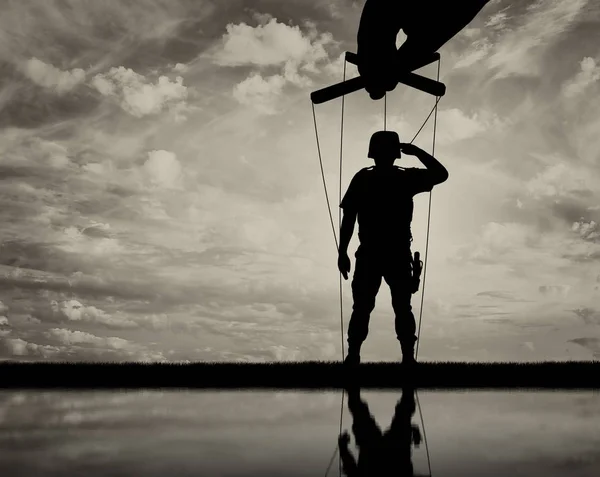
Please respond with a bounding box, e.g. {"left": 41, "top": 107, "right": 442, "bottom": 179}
{"left": 1, "top": 390, "right": 600, "bottom": 476}
{"left": 338, "top": 386, "right": 429, "bottom": 476}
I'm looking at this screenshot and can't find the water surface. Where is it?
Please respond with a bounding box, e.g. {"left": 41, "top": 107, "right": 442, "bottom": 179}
{"left": 1, "top": 390, "right": 599, "bottom": 476}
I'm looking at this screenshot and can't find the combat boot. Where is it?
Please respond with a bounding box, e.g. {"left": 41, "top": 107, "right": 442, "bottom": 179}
{"left": 401, "top": 336, "right": 418, "bottom": 365}
{"left": 343, "top": 344, "right": 361, "bottom": 366}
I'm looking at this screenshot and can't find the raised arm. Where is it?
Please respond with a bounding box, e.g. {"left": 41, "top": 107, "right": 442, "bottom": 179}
{"left": 400, "top": 143, "right": 448, "bottom": 185}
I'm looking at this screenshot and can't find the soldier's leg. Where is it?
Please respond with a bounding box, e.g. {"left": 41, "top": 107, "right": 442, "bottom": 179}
{"left": 384, "top": 257, "right": 417, "bottom": 361}
{"left": 387, "top": 386, "right": 416, "bottom": 435}
{"left": 392, "top": 291, "right": 417, "bottom": 361}
{"left": 348, "top": 389, "right": 383, "bottom": 448}
{"left": 347, "top": 249, "right": 383, "bottom": 357}
{"left": 381, "top": 388, "right": 417, "bottom": 475}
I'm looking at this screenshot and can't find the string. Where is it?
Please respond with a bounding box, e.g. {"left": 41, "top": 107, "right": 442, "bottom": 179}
{"left": 415, "top": 57, "right": 440, "bottom": 360}
{"left": 337, "top": 58, "right": 347, "bottom": 477}
{"left": 339, "top": 60, "right": 347, "bottom": 362}
{"left": 384, "top": 93, "right": 387, "bottom": 130}
{"left": 311, "top": 103, "right": 339, "bottom": 251}
{"left": 416, "top": 390, "right": 433, "bottom": 476}
{"left": 311, "top": 59, "right": 348, "bottom": 477}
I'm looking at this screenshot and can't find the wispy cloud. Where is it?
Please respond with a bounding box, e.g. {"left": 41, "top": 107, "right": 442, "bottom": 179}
{"left": 486, "top": 0, "right": 589, "bottom": 78}
{"left": 436, "top": 108, "right": 506, "bottom": 145}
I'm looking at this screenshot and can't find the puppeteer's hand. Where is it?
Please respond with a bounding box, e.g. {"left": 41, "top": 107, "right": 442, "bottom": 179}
{"left": 400, "top": 143, "right": 421, "bottom": 156}
{"left": 338, "top": 252, "right": 351, "bottom": 280}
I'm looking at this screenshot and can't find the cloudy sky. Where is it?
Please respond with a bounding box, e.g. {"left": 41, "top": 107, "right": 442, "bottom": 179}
{"left": 0, "top": 0, "right": 599, "bottom": 363}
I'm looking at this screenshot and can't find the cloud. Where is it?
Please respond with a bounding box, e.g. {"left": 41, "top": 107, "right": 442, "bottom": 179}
{"left": 485, "top": 11, "right": 510, "bottom": 28}
{"left": 523, "top": 341, "right": 535, "bottom": 351}
{"left": 539, "top": 285, "right": 571, "bottom": 297}
{"left": 461, "top": 28, "right": 481, "bottom": 38}
{"left": 1, "top": 338, "right": 62, "bottom": 359}
{"left": 9, "top": 315, "right": 41, "bottom": 327}
{"left": 55, "top": 226, "right": 122, "bottom": 257}
{"left": 572, "top": 307, "right": 600, "bottom": 325}
{"left": 457, "top": 222, "right": 538, "bottom": 262}
{"left": 525, "top": 163, "right": 592, "bottom": 200}
{"left": 453, "top": 38, "right": 492, "bottom": 69}
{"left": 173, "top": 63, "right": 189, "bottom": 73}
{"left": 487, "top": 0, "right": 588, "bottom": 78}
{"left": 454, "top": 212, "right": 600, "bottom": 274}
{"left": 212, "top": 17, "right": 331, "bottom": 68}
{"left": 572, "top": 220, "right": 600, "bottom": 242}
{"left": 92, "top": 67, "right": 188, "bottom": 118}
{"left": 322, "top": 51, "right": 348, "bottom": 78}
{"left": 57, "top": 300, "right": 138, "bottom": 329}
{"left": 436, "top": 108, "right": 504, "bottom": 145}
{"left": 476, "top": 290, "right": 525, "bottom": 301}
{"left": 21, "top": 57, "right": 85, "bottom": 93}
{"left": 212, "top": 16, "right": 338, "bottom": 112}
{"left": 0, "top": 316, "right": 8, "bottom": 326}
{"left": 1, "top": 329, "right": 167, "bottom": 362}
{"left": 232, "top": 73, "right": 286, "bottom": 114}
{"left": 44, "top": 328, "right": 129, "bottom": 349}
{"left": 143, "top": 150, "right": 183, "bottom": 189}
{"left": 562, "top": 57, "right": 600, "bottom": 98}
{"left": 569, "top": 337, "right": 600, "bottom": 358}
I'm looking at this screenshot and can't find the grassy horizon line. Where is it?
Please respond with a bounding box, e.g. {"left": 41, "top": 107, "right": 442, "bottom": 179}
{"left": 1, "top": 360, "right": 599, "bottom": 389}
{"left": 1, "top": 360, "right": 599, "bottom": 365}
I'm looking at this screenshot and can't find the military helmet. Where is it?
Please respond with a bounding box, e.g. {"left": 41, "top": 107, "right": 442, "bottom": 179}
{"left": 368, "top": 130, "right": 401, "bottom": 159}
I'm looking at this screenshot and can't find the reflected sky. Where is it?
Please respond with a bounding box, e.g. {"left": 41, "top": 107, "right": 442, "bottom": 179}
{"left": 0, "top": 390, "right": 599, "bottom": 476}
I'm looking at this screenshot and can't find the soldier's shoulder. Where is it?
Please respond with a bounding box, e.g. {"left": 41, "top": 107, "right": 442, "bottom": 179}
{"left": 354, "top": 166, "right": 375, "bottom": 177}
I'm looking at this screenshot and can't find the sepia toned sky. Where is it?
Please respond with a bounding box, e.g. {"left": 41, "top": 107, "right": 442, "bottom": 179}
{"left": 0, "top": 0, "right": 599, "bottom": 362}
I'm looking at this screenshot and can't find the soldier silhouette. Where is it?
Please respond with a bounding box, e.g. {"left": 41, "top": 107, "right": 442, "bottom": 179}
{"left": 338, "top": 131, "right": 448, "bottom": 365}
{"left": 338, "top": 386, "right": 428, "bottom": 477}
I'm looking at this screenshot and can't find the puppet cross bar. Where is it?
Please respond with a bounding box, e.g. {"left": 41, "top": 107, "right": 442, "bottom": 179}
{"left": 311, "top": 51, "right": 445, "bottom": 105}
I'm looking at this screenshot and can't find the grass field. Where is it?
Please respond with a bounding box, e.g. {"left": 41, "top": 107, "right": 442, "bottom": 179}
{"left": 1, "top": 361, "right": 599, "bottom": 389}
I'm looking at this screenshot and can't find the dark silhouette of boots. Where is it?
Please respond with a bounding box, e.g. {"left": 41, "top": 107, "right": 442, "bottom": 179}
{"left": 344, "top": 349, "right": 361, "bottom": 366}
{"left": 401, "top": 336, "right": 418, "bottom": 365}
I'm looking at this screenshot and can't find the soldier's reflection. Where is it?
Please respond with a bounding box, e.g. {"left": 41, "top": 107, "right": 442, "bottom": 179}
{"left": 338, "top": 386, "right": 427, "bottom": 476}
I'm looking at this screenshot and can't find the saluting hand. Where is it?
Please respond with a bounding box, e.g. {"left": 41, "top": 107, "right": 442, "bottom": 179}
{"left": 400, "top": 143, "right": 421, "bottom": 156}
{"left": 338, "top": 252, "right": 351, "bottom": 280}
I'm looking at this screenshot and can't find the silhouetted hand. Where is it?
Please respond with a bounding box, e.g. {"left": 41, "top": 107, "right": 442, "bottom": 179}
{"left": 400, "top": 143, "right": 421, "bottom": 156}
{"left": 411, "top": 424, "right": 422, "bottom": 447}
{"left": 338, "top": 252, "right": 351, "bottom": 280}
{"left": 339, "top": 431, "right": 351, "bottom": 447}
